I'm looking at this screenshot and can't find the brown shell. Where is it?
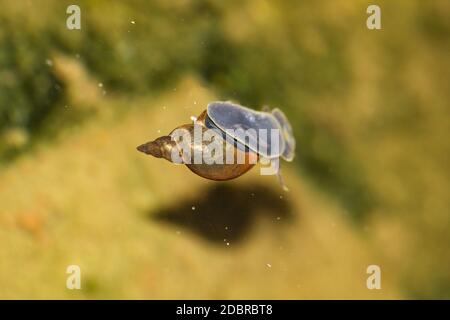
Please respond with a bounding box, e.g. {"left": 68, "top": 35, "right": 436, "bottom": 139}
{"left": 137, "top": 109, "right": 258, "bottom": 181}
{"left": 174, "top": 111, "right": 257, "bottom": 181}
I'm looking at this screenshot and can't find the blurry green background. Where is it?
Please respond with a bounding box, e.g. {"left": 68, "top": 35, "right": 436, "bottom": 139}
{"left": 0, "top": 0, "right": 449, "bottom": 299}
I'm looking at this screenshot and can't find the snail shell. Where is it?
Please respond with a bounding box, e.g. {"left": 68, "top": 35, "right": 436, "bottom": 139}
{"left": 137, "top": 102, "right": 295, "bottom": 182}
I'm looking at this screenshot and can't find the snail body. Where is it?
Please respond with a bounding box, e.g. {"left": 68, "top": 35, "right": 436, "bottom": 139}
{"left": 137, "top": 102, "right": 295, "bottom": 186}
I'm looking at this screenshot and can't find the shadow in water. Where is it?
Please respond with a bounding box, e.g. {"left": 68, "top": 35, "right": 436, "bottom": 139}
{"left": 150, "top": 183, "right": 294, "bottom": 245}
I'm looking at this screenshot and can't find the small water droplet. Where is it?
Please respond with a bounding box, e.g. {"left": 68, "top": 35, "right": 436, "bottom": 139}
{"left": 131, "top": 20, "right": 136, "bottom": 24}
{"left": 191, "top": 206, "right": 196, "bottom": 211}
{"left": 45, "top": 59, "right": 53, "bottom": 67}
{"left": 98, "top": 83, "right": 103, "bottom": 88}
{"left": 266, "top": 263, "right": 272, "bottom": 268}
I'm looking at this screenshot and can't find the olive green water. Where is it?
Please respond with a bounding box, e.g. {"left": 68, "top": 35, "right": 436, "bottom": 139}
{"left": 0, "top": 0, "right": 449, "bottom": 299}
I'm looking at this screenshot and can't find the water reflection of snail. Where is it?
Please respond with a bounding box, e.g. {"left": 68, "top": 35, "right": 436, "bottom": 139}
{"left": 137, "top": 102, "right": 296, "bottom": 190}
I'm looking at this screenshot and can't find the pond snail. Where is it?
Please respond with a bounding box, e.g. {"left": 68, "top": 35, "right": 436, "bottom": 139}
{"left": 137, "top": 101, "right": 295, "bottom": 190}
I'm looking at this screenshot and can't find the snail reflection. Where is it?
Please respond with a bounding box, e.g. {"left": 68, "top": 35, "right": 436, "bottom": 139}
{"left": 137, "top": 102, "right": 295, "bottom": 189}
